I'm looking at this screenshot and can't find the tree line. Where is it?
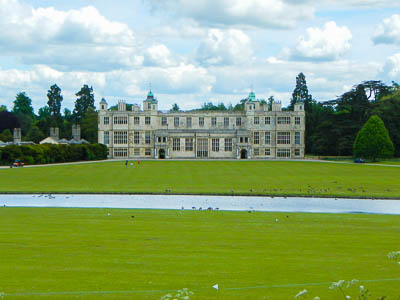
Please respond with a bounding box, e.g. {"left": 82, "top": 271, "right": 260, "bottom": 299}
{"left": 0, "top": 84, "right": 98, "bottom": 144}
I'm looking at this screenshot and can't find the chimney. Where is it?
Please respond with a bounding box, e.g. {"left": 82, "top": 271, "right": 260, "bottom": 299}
{"left": 13, "top": 128, "right": 21, "bottom": 144}
{"left": 118, "top": 100, "right": 126, "bottom": 112}
{"left": 72, "top": 124, "right": 81, "bottom": 141}
{"left": 50, "top": 127, "right": 59, "bottom": 140}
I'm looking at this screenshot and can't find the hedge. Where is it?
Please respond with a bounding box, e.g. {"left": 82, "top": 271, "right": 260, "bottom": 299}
{"left": 0, "top": 143, "right": 108, "bottom": 166}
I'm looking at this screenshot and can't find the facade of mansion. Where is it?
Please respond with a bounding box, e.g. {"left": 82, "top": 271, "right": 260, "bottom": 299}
{"left": 98, "top": 91, "right": 305, "bottom": 159}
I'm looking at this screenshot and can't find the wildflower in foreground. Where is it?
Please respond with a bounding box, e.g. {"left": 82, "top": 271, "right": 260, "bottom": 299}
{"left": 295, "top": 289, "right": 308, "bottom": 298}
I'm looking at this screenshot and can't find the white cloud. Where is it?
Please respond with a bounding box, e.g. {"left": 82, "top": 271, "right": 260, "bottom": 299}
{"left": 292, "top": 21, "right": 352, "bottom": 61}
{"left": 382, "top": 53, "right": 400, "bottom": 77}
{"left": 146, "top": 0, "right": 314, "bottom": 29}
{"left": 196, "top": 29, "right": 253, "bottom": 66}
{"left": 144, "top": 44, "right": 173, "bottom": 67}
{"left": 373, "top": 14, "right": 400, "bottom": 45}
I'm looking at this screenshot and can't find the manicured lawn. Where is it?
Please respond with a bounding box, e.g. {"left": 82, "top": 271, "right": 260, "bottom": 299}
{"left": 1, "top": 160, "right": 400, "bottom": 198}
{"left": 0, "top": 207, "right": 398, "bottom": 299}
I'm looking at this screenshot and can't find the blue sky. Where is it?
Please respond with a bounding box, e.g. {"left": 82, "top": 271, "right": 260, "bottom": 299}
{"left": 0, "top": 0, "right": 399, "bottom": 112}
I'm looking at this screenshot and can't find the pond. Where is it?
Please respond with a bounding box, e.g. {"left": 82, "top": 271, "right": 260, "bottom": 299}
{"left": 1, "top": 194, "right": 400, "bottom": 215}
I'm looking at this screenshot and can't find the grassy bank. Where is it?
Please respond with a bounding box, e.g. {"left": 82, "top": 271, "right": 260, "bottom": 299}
{"left": 1, "top": 160, "right": 400, "bottom": 198}
{"left": 0, "top": 207, "right": 398, "bottom": 299}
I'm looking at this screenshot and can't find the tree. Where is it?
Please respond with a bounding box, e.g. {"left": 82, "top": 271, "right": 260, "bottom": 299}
{"left": 0, "top": 105, "right": 7, "bottom": 112}
{"left": 47, "top": 84, "right": 63, "bottom": 117}
{"left": 290, "top": 72, "right": 312, "bottom": 109}
{"left": 0, "top": 111, "right": 20, "bottom": 133}
{"left": 38, "top": 106, "right": 51, "bottom": 120}
{"left": 170, "top": 103, "right": 180, "bottom": 112}
{"left": 80, "top": 108, "right": 98, "bottom": 143}
{"left": 267, "top": 96, "right": 275, "bottom": 111}
{"left": 0, "top": 129, "right": 13, "bottom": 142}
{"left": 12, "top": 92, "right": 34, "bottom": 116}
{"left": 353, "top": 115, "right": 394, "bottom": 161}
{"left": 73, "top": 85, "right": 95, "bottom": 121}
{"left": 26, "top": 126, "right": 45, "bottom": 143}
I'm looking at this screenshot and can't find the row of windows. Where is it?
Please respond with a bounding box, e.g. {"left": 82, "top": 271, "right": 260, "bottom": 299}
{"left": 171, "top": 138, "right": 233, "bottom": 152}
{"left": 104, "top": 116, "right": 302, "bottom": 126}
{"left": 252, "top": 148, "right": 301, "bottom": 157}
{"left": 113, "top": 148, "right": 152, "bottom": 157}
{"left": 108, "top": 131, "right": 301, "bottom": 146}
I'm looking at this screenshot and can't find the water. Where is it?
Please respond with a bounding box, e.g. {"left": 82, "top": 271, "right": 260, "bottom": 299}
{"left": 0, "top": 194, "right": 400, "bottom": 215}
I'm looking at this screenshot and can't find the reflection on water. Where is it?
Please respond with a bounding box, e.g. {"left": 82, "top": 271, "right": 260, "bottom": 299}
{"left": 0, "top": 194, "right": 399, "bottom": 215}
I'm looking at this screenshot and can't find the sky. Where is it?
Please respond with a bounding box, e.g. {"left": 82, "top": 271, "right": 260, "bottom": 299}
{"left": 0, "top": 0, "right": 400, "bottom": 112}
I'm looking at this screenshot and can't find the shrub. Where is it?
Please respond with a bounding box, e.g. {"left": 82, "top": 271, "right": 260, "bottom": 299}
{"left": 353, "top": 115, "right": 394, "bottom": 161}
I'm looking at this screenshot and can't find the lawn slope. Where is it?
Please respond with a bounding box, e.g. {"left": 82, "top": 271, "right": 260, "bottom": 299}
{"left": 1, "top": 161, "right": 400, "bottom": 198}
{"left": 0, "top": 208, "right": 398, "bottom": 299}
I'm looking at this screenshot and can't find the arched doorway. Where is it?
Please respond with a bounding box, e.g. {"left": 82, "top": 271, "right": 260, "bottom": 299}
{"left": 159, "top": 149, "right": 166, "bottom": 159}
{"left": 240, "top": 149, "right": 248, "bottom": 159}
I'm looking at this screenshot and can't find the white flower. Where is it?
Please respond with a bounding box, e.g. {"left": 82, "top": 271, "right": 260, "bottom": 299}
{"left": 329, "top": 280, "right": 345, "bottom": 290}
{"left": 314, "top": 297, "right": 320, "bottom": 300}
{"left": 346, "top": 296, "right": 351, "bottom": 299}
{"left": 295, "top": 289, "right": 308, "bottom": 298}
{"left": 360, "top": 285, "right": 364, "bottom": 292}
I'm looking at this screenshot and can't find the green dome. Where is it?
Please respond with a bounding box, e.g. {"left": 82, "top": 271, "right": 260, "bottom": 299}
{"left": 248, "top": 91, "right": 256, "bottom": 101}
{"left": 147, "top": 90, "right": 154, "bottom": 98}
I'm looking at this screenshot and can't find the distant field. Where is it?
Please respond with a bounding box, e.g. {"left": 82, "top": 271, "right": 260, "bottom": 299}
{"left": 1, "top": 160, "right": 400, "bottom": 198}
{"left": 0, "top": 207, "right": 398, "bottom": 299}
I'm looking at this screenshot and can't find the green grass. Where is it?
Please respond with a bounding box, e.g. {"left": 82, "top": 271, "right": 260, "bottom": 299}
{"left": 1, "top": 161, "right": 400, "bottom": 198}
{"left": 0, "top": 207, "right": 398, "bottom": 299}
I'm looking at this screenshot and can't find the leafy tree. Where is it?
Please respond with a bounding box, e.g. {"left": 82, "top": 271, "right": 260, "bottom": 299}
{"left": 80, "top": 108, "right": 98, "bottom": 143}
{"left": 0, "top": 105, "right": 7, "bottom": 112}
{"left": 0, "top": 129, "right": 13, "bottom": 142}
{"left": 26, "top": 126, "right": 45, "bottom": 143}
{"left": 0, "top": 111, "right": 20, "bottom": 133}
{"left": 170, "top": 103, "right": 180, "bottom": 112}
{"left": 38, "top": 106, "right": 51, "bottom": 120}
{"left": 12, "top": 92, "right": 34, "bottom": 116}
{"left": 353, "top": 115, "right": 394, "bottom": 161}
{"left": 267, "top": 96, "right": 275, "bottom": 111}
{"left": 73, "top": 85, "right": 95, "bottom": 122}
{"left": 290, "top": 72, "right": 312, "bottom": 109}
{"left": 47, "top": 84, "right": 63, "bottom": 117}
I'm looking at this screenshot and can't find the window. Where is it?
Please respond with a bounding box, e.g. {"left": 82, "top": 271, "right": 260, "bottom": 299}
{"left": 134, "top": 132, "right": 140, "bottom": 144}
{"left": 295, "top": 117, "right": 301, "bottom": 125}
{"left": 145, "top": 148, "right": 151, "bottom": 156}
{"left": 236, "top": 117, "right": 241, "bottom": 126}
{"left": 163, "top": 137, "right": 167, "bottom": 143}
{"left": 295, "top": 132, "right": 301, "bottom": 145}
{"left": 265, "top": 117, "right": 271, "bottom": 125}
{"left": 174, "top": 117, "right": 179, "bottom": 127}
{"left": 114, "top": 148, "right": 128, "bottom": 157}
{"left": 240, "top": 137, "right": 249, "bottom": 143}
{"left": 134, "top": 148, "right": 140, "bottom": 156}
{"left": 104, "top": 131, "right": 109, "bottom": 144}
{"left": 197, "top": 138, "right": 208, "bottom": 158}
{"left": 224, "top": 117, "right": 229, "bottom": 127}
{"left": 253, "top": 132, "right": 260, "bottom": 144}
{"left": 162, "top": 117, "right": 167, "bottom": 126}
{"left": 148, "top": 103, "right": 151, "bottom": 109}
{"left": 224, "top": 138, "right": 232, "bottom": 151}
{"left": 158, "top": 137, "right": 161, "bottom": 143}
{"left": 277, "top": 148, "right": 291, "bottom": 158}
{"left": 114, "top": 131, "right": 128, "bottom": 144}
{"left": 295, "top": 149, "right": 301, "bottom": 156}
{"left": 254, "top": 117, "right": 259, "bottom": 125}
{"left": 134, "top": 116, "right": 140, "bottom": 125}
{"left": 199, "top": 117, "right": 204, "bottom": 127}
{"left": 212, "top": 138, "right": 219, "bottom": 152}
{"left": 211, "top": 117, "right": 217, "bottom": 127}
{"left": 254, "top": 148, "right": 259, "bottom": 156}
{"left": 145, "top": 116, "right": 151, "bottom": 125}
{"left": 265, "top": 148, "right": 271, "bottom": 156}
{"left": 277, "top": 116, "right": 291, "bottom": 124}
{"left": 173, "top": 138, "right": 180, "bottom": 151}
{"left": 277, "top": 132, "right": 291, "bottom": 144}
{"left": 265, "top": 132, "right": 271, "bottom": 145}
{"left": 186, "top": 117, "right": 192, "bottom": 128}
{"left": 113, "top": 116, "right": 128, "bottom": 124}
{"left": 145, "top": 131, "right": 151, "bottom": 144}
{"left": 104, "top": 117, "right": 109, "bottom": 125}
{"left": 185, "top": 138, "right": 193, "bottom": 151}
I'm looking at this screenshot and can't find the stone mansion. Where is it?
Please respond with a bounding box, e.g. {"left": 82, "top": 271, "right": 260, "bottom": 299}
{"left": 98, "top": 91, "right": 305, "bottom": 159}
